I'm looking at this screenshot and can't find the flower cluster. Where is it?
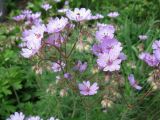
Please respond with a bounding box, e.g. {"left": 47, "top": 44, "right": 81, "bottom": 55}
{"left": 15, "top": 5, "right": 125, "bottom": 99}
{"left": 20, "top": 24, "right": 46, "bottom": 58}
{"left": 139, "top": 40, "right": 160, "bottom": 67}
{"left": 92, "top": 24, "right": 126, "bottom": 71}
{"left": 13, "top": 10, "right": 42, "bottom": 25}
{"left": 6, "top": 112, "right": 59, "bottom": 120}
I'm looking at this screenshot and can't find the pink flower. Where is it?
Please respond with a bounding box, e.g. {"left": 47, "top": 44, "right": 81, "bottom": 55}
{"left": 91, "top": 13, "right": 104, "bottom": 20}
{"left": 107, "top": 12, "right": 119, "bottom": 18}
{"left": 78, "top": 81, "right": 99, "bottom": 96}
{"left": 51, "top": 61, "right": 65, "bottom": 72}
{"left": 46, "top": 17, "right": 68, "bottom": 33}
{"left": 20, "top": 24, "right": 45, "bottom": 58}
{"left": 27, "top": 116, "right": 42, "bottom": 120}
{"left": 41, "top": 3, "right": 52, "bottom": 11}
{"left": 139, "top": 52, "right": 159, "bottom": 67}
{"left": 66, "top": 8, "right": 92, "bottom": 22}
{"left": 46, "top": 33, "right": 64, "bottom": 47}
{"left": 13, "top": 15, "right": 25, "bottom": 21}
{"left": 21, "top": 10, "right": 32, "bottom": 16}
{"left": 152, "top": 40, "right": 160, "bottom": 50}
{"left": 100, "top": 38, "right": 122, "bottom": 55}
{"left": 138, "top": 35, "right": 148, "bottom": 41}
{"left": 128, "top": 74, "right": 142, "bottom": 90}
{"left": 96, "top": 25, "right": 115, "bottom": 41}
{"left": 97, "top": 53, "right": 122, "bottom": 71}
{"left": 73, "top": 60, "right": 87, "bottom": 72}
{"left": 7, "top": 112, "right": 25, "bottom": 120}
{"left": 97, "top": 23, "right": 115, "bottom": 31}
{"left": 20, "top": 48, "right": 37, "bottom": 58}
{"left": 27, "top": 12, "right": 41, "bottom": 20}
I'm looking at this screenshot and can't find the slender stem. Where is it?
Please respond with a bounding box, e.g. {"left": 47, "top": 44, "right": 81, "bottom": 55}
{"left": 13, "top": 88, "right": 20, "bottom": 104}
{"left": 67, "top": 25, "right": 82, "bottom": 58}
{"left": 67, "top": 38, "right": 79, "bottom": 58}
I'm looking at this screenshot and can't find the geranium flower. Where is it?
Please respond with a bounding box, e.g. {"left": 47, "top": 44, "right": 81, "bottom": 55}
{"left": 27, "top": 116, "right": 42, "bottom": 120}
{"left": 138, "top": 35, "right": 148, "bottom": 41}
{"left": 128, "top": 74, "right": 142, "bottom": 90}
{"left": 7, "top": 112, "right": 25, "bottom": 120}
{"left": 73, "top": 60, "right": 87, "bottom": 72}
{"left": 78, "top": 81, "right": 99, "bottom": 96}
{"left": 139, "top": 52, "right": 159, "bottom": 67}
{"left": 41, "top": 3, "right": 52, "bottom": 11}
{"left": 46, "top": 17, "right": 68, "bottom": 33}
{"left": 97, "top": 53, "right": 122, "bottom": 71}
{"left": 107, "top": 12, "right": 119, "bottom": 18}
{"left": 66, "top": 8, "right": 92, "bottom": 22}
{"left": 96, "top": 25, "right": 115, "bottom": 41}
{"left": 13, "top": 15, "right": 25, "bottom": 21}
{"left": 51, "top": 61, "right": 65, "bottom": 72}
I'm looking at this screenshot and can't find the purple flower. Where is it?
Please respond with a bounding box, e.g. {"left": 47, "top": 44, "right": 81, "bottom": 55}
{"left": 138, "top": 35, "right": 148, "bottom": 41}
{"left": 26, "top": 12, "right": 41, "bottom": 24}
{"left": 20, "top": 24, "right": 46, "bottom": 58}
{"left": 57, "top": 8, "right": 69, "bottom": 13}
{"left": 78, "top": 81, "right": 99, "bottom": 96}
{"left": 107, "top": 12, "right": 119, "bottom": 18}
{"left": 152, "top": 40, "right": 160, "bottom": 50}
{"left": 100, "top": 38, "right": 122, "bottom": 55}
{"left": 92, "top": 38, "right": 122, "bottom": 57}
{"left": 73, "top": 60, "right": 87, "bottom": 72}
{"left": 41, "top": 3, "right": 52, "bottom": 11}
{"left": 119, "top": 52, "right": 127, "bottom": 61}
{"left": 91, "top": 13, "right": 104, "bottom": 20}
{"left": 51, "top": 61, "right": 65, "bottom": 72}
{"left": 139, "top": 52, "right": 159, "bottom": 67}
{"left": 7, "top": 112, "right": 25, "bottom": 120}
{"left": 46, "top": 33, "right": 64, "bottom": 47}
{"left": 97, "top": 23, "right": 115, "bottom": 31}
{"left": 128, "top": 74, "right": 142, "bottom": 90}
{"left": 21, "top": 10, "right": 32, "bottom": 16}
{"left": 13, "top": 15, "right": 25, "bottom": 21}
{"left": 92, "top": 44, "right": 103, "bottom": 56}
{"left": 48, "top": 117, "right": 59, "bottom": 120}
{"left": 66, "top": 8, "right": 92, "bottom": 22}
{"left": 21, "top": 48, "right": 37, "bottom": 58}
{"left": 97, "top": 53, "right": 122, "bottom": 71}
{"left": 27, "top": 116, "right": 42, "bottom": 120}
{"left": 153, "top": 50, "right": 160, "bottom": 61}
{"left": 64, "top": 73, "right": 72, "bottom": 80}
{"left": 96, "top": 25, "right": 115, "bottom": 41}
{"left": 46, "top": 17, "right": 68, "bottom": 33}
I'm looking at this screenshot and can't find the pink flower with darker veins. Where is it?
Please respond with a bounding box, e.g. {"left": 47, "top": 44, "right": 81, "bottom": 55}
{"left": 97, "top": 53, "right": 122, "bottom": 71}
{"left": 78, "top": 81, "right": 99, "bottom": 96}
{"left": 46, "top": 17, "right": 68, "bottom": 33}
{"left": 66, "top": 8, "right": 92, "bottom": 22}
{"left": 96, "top": 25, "right": 115, "bottom": 41}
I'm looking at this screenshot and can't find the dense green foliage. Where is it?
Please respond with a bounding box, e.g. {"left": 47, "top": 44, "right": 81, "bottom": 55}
{"left": 0, "top": 0, "right": 160, "bottom": 120}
